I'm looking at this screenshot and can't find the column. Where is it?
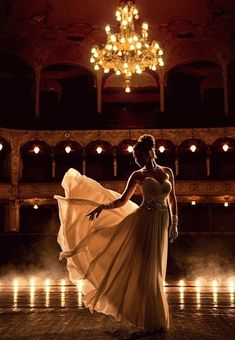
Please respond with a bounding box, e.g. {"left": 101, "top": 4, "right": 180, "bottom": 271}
{"left": 51, "top": 148, "right": 56, "bottom": 179}
{"left": 206, "top": 152, "right": 210, "bottom": 177}
{"left": 222, "top": 64, "right": 229, "bottom": 116}
{"left": 82, "top": 149, "right": 86, "bottom": 175}
{"left": 113, "top": 148, "right": 117, "bottom": 177}
{"left": 175, "top": 148, "right": 179, "bottom": 177}
{"left": 35, "top": 63, "right": 42, "bottom": 120}
{"left": 97, "top": 71, "right": 102, "bottom": 114}
{"left": 4, "top": 200, "right": 20, "bottom": 232}
{"left": 10, "top": 138, "right": 22, "bottom": 185}
{"left": 159, "top": 74, "right": 165, "bottom": 113}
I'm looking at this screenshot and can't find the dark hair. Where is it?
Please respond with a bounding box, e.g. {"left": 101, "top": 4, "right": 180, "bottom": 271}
{"left": 133, "top": 134, "right": 156, "bottom": 154}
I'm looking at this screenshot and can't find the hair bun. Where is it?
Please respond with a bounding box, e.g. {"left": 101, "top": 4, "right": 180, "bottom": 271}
{"left": 138, "top": 134, "right": 155, "bottom": 149}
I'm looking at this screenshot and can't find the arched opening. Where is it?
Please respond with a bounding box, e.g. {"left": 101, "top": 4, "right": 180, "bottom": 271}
{"left": 85, "top": 140, "right": 114, "bottom": 181}
{"left": 155, "top": 139, "right": 176, "bottom": 173}
{"left": 40, "top": 63, "right": 97, "bottom": 129}
{"left": 178, "top": 138, "right": 208, "bottom": 179}
{"left": 228, "top": 59, "right": 235, "bottom": 120}
{"left": 101, "top": 72, "right": 159, "bottom": 128}
{"left": 20, "top": 140, "right": 52, "bottom": 182}
{"left": 0, "top": 51, "right": 34, "bottom": 128}
{"left": 54, "top": 140, "right": 83, "bottom": 181}
{"left": 0, "top": 137, "right": 11, "bottom": 182}
{"left": 165, "top": 61, "right": 223, "bottom": 127}
{"left": 116, "top": 139, "right": 138, "bottom": 180}
{"left": 210, "top": 138, "right": 235, "bottom": 179}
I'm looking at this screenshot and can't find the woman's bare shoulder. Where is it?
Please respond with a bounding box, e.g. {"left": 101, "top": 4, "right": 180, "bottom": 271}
{"left": 130, "top": 169, "right": 144, "bottom": 182}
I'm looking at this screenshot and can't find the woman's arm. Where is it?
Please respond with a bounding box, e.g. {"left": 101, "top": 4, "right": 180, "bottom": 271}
{"left": 87, "top": 172, "right": 138, "bottom": 220}
{"left": 164, "top": 167, "right": 178, "bottom": 242}
{"left": 164, "top": 167, "right": 178, "bottom": 215}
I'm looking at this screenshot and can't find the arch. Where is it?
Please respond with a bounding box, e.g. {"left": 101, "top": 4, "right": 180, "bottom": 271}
{"left": 210, "top": 137, "right": 235, "bottom": 179}
{"left": 155, "top": 139, "right": 176, "bottom": 173}
{"left": 20, "top": 140, "right": 52, "bottom": 182}
{"left": 165, "top": 59, "right": 224, "bottom": 125}
{"left": 116, "top": 139, "right": 138, "bottom": 179}
{"left": 0, "top": 50, "right": 34, "bottom": 128}
{"left": 0, "top": 137, "right": 11, "bottom": 182}
{"left": 40, "top": 62, "right": 97, "bottom": 128}
{"left": 54, "top": 140, "right": 83, "bottom": 181}
{"left": 85, "top": 140, "right": 114, "bottom": 180}
{"left": 178, "top": 138, "right": 208, "bottom": 179}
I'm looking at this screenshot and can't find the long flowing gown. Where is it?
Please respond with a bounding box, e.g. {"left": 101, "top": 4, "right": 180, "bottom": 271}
{"left": 54, "top": 168, "right": 172, "bottom": 331}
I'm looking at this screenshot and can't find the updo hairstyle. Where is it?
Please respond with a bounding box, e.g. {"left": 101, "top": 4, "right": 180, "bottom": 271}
{"left": 133, "top": 134, "right": 156, "bottom": 156}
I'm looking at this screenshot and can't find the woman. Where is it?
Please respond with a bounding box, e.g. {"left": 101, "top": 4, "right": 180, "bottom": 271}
{"left": 55, "top": 134, "right": 178, "bottom": 333}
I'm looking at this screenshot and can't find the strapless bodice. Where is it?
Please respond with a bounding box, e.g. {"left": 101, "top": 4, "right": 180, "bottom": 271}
{"left": 140, "top": 177, "right": 172, "bottom": 210}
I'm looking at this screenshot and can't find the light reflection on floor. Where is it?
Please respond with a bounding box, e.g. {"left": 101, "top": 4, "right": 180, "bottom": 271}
{"left": 0, "top": 278, "right": 234, "bottom": 311}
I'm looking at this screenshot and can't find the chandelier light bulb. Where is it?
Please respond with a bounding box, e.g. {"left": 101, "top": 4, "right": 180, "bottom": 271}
{"left": 191, "top": 200, "right": 196, "bottom": 206}
{"left": 90, "top": 0, "right": 164, "bottom": 92}
{"left": 33, "top": 146, "right": 40, "bottom": 154}
{"left": 65, "top": 146, "right": 71, "bottom": 154}
{"left": 125, "top": 86, "right": 131, "bottom": 93}
{"left": 127, "top": 145, "right": 133, "bottom": 153}
{"left": 33, "top": 204, "right": 39, "bottom": 210}
{"left": 96, "top": 146, "right": 103, "bottom": 154}
{"left": 0, "top": 143, "right": 3, "bottom": 151}
{"left": 190, "top": 144, "right": 197, "bottom": 152}
{"left": 224, "top": 202, "right": 229, "bottom": 207}
{"left": 222, "top": 143, "right": 229, "bottom": 152}
{"left": 142, "top": 22, "right": 148, "bottom": 30}
{"left": 105, "top": 25, "right": 111, "bottom": 33}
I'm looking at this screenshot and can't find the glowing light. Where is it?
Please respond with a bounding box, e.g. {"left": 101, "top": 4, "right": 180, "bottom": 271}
{"left": 159, "top": 145, "right": 165, "bottom": 153}
{"left": 33, "top": 146, "right": 40, "bottom": 154}
{"left": 33, "top": 204, "right": 38, "bottom": 210}
{"left": 0, "top": 143, "right": 3, "bottom": 151}
{"left": 90, "top": 1, "right": 164, "bottom": 92}
{"left": 191, "top": 200, "right": 196, "bottom": 206}
{"left": 179, "top": 280, "right": 185, "bottom": 287}
{"left": 60, "top": 279, "right": 66, "bottom": 292}
{"left": 212, "top": 279, "right": 218, "bottom": 288}
{"left": 224, "top": 202, "right": 229, "bottom": 207}
{"left": 13, "top": 279, "right": 18, "bottom": 310}
{"left": 96, "top": 146, "right": 103, "bottom": 154}
{"left": 125, "top": 86, "right": 131, "bottom": 93}
{"left": 65, "top": 146, "right": 72, "bottom": 154}
{"left": 222, "top": 143, "right": 229, "bottom": 152}
{"left": 127, "top": 145, "right": 133, "bottom": 153}
{"left": 76, "top": 280, "right": 84, "bottom": 308}
{"left": 44, "top": 279, "right": 50, "bottom": 308}
{"left": 190, "top": 144, "right": 197, "bottom": 152}
{"left": 30, "top": 278, "right": 35, "bottom": 307}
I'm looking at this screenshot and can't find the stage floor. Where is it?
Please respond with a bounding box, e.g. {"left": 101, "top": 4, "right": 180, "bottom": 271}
{"left": 0, "top": 284, "right": 234, "bottom": 339}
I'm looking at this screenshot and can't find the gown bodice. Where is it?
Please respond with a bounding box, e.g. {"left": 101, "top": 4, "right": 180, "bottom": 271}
{"left": 140, "top": 177, "right": 172, "bottom": 211}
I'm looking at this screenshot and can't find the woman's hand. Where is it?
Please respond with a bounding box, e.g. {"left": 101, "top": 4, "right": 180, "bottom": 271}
{"left": 169, "top": 225, "right": 178, "bottom": 243}
{"left": 87, "top": 204, "right": 105, "bottom": 221}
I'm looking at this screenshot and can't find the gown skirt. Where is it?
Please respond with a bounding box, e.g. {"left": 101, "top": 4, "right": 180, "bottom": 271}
{"left": 54, "top": 168, "right": 170, "bottom": 331}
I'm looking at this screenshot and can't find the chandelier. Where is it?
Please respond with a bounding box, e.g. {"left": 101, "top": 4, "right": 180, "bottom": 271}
{"left": 90, "top": 0, "right": 164, "bottom": 93}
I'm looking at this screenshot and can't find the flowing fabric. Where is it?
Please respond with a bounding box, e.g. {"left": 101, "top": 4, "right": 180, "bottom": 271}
{"left": 54, "top": 168, "right": 172, "bottom": 331}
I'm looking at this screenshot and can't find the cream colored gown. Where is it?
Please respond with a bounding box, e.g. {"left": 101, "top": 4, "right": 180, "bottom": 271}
{"left": 54, "top": 168, "right": 171, "bottom": 331}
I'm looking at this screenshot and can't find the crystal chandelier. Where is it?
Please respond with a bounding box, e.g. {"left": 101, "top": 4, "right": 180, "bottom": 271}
{"left": 90, "top": 0, "right": 164, "bottom": 93}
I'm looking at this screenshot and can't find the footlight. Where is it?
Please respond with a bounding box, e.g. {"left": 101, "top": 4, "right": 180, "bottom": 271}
{"left": 178, "top": 280, "right": 185, "bottom": 309}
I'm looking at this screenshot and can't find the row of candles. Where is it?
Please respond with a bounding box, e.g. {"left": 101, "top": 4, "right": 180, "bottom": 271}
{"left": 0, "top": 142, "right": 231, "bottom": 155}
{"left": 2, "top": 278, "right": 234, "bottom": 310}
{"left": 2, "top": 277, "right": 234, "bottom": 289}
